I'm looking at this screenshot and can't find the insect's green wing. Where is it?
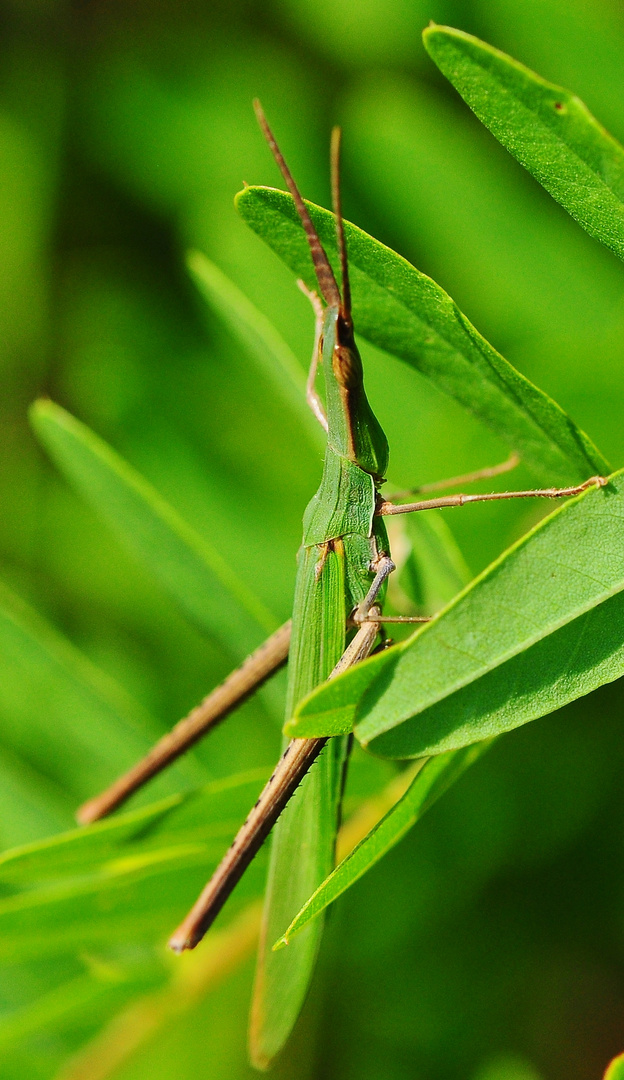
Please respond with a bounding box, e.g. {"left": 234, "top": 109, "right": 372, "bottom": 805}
{"left": 250, "top": 317, "right": 387, "bottom": 1063}
{"left": 249, "top": 540, "right": 348, "bottom": 1068}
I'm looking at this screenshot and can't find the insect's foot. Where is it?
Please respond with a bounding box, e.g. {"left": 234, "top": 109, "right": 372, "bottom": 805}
{"left": 168, "top": 934, "right": 189, "bottom": 954}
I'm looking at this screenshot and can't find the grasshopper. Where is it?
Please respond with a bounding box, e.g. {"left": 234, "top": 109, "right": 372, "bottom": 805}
{"left": 77, "top": 103, "right": 605, "bottom": 1066}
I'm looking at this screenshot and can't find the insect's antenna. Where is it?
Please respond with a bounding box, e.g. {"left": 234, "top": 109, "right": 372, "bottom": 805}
{"left": 330, "top": 125, "right": 351, "bottom": 323}
{"left": 253, "top": 99, "right": 341, "bottom": 309}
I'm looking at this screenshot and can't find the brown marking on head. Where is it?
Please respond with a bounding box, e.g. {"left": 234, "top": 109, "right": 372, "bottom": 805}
{"left": 332, "top": 313, "right": 363, "bottom": 459}
{"left": 333, "top": 345, "right": 362, "bottom": 389}
{"left": 331, "top": 313, "right": 362, "bottom": 387}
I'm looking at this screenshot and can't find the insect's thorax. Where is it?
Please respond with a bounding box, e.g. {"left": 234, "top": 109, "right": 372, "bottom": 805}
{"left": 299, "top": 307, "right": 390, "bottom": 615}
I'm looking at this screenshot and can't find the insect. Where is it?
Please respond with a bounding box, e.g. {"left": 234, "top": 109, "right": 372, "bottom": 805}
{"left": 76, "top": 103, "right": 605, "bottom": 1066}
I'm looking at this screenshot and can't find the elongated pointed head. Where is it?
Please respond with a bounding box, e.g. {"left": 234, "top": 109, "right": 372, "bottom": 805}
{"left": 254, "top": 102, "right": 388, "bottom": 479}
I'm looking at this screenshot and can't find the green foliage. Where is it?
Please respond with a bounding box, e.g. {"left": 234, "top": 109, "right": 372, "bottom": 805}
{"left": 0, "top": 578, "right": 192, "bottom": 838}
{"left": 2, "top": 4, "right": 624, "bottom": 1079}
{"left": 186, "top": 251, "right": 322, "bottom": 451}
{"left": 0, "top": 776, "right": 268, "bottom": 1079}
{"left": 0, "top": 772, "right": 268, "bottom": 965}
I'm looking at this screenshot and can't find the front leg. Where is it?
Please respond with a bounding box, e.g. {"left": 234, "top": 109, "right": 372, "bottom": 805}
{"left": 378, "top": 474, "right": 607, "bottom": 517}
{"left": 352, "top": 554, "right": 431, "bottom": 626}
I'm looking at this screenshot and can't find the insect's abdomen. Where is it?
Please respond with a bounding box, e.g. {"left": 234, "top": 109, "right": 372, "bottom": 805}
{"left": 252, "top": 540, "right": 349, "bottom": 1061}
{"left": 285, "top": 539, "right": 347, "bottom": 716}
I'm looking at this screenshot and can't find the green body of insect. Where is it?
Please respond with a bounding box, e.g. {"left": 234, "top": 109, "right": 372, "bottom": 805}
{"left": 251, "top": 297, "right": 391, "bottom": 1060}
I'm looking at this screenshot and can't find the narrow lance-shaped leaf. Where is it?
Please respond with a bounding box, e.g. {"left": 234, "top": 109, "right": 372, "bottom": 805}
{"left": 186, "top": 251, "right": 322, "bottom": 451}
{"left": 423, "top": 25, "right": 624, "bottom": 263}
{"left": 380, "top": 585, "right": 624, "bottom": 761}
{"left": 275, "top": 742, "right": 491, "bottom": 947}
{"left": 250, "top": 738, "right": 347, "bottom": 1069}
{"left": 237, "top": 186, "right": 608, "bottom": 486}
{"left": 288, "top": 471, "right": 624, "bottom": 758}
{"left": 30, "top": 400, "right": 278, "bottom": 662}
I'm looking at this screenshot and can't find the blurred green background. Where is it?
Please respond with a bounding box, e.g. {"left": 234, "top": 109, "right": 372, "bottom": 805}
{"left": 2, "top": 0, "right": 624, "bottom": 1077}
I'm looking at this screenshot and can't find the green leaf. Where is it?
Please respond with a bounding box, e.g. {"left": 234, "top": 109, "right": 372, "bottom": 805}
{"left": 30, "top": 399, "right": 277, "bottom": 661}
{"left": 423, "top": 26, "right": 624, "bottom": 263}
{"left": 0, "top": 771, "right": 268, "bottom": 964}
{"left": 275, "top": 742, "right": 490, "bottom": 947}
{"left": 373, "top": 585, "right": 624, "bottom": 760}
{"left": 10, "top": 903, "right": 260, "bottom": 1079}
{"left": 236, "top": 186, "right": 608, "bottom": 486}
{"left": 605, "top": 1053, "right": 624, "bottom": 1080}
{"left": 186, "top": 251, "right": 322, "bottom": 451}
{"left": 288, "top": 471, "right": 624, "bottom": 755}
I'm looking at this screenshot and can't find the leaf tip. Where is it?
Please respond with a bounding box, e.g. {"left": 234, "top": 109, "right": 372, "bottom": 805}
{"left": 422, "top": 22, "right": 447, "bottom": 39}
{"left": 234, "top": 185, "right": 253, "bottom": 213}
{"left": 29, "top": 396, "right": 62, "bottom": 437}
{"left": 248, "top": 1047, "right": 271, "bottom": 1073}
{"left": 422, "top": 23, "right": 468, "bottom": 54}
{"left": 282, "top": 718, "right": 298, "bottom": 737}
{"left": 271, "top": 934, "right": 289, "bottom": 951}
{"left": 29, "top": 396, "right": 52, "bottom": 419}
